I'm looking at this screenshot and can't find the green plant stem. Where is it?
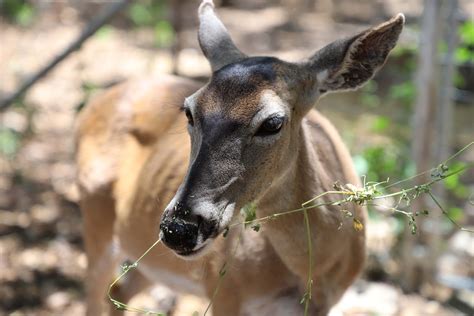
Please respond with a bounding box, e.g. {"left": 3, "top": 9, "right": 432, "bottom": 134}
{"left": 204, "top": 227, "right": 244, "bottom": 316}
{"left": 428, "top": 191, "right": 474, "bottom": 233}
{"left": 377, "top": 163, "right": 474, "bottom": 200}
{"left": 383, "top": 142, "right": 473, "bottom": 190}
{"left": 365, "top": 202, "right": 412, "bottom": 217}
{"left": 302, "top": 208, "right": 313, "bottom": 315}
{"left": 107, "top": 238, "right": 165, "bottom": 315}
{"left": 230, "top": 163, "right": 473, "bottom": 234}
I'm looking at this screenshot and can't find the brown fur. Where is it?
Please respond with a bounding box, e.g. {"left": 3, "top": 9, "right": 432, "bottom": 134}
{"left": 76, "top": 75, "right": 365, "bottom": 315}
{"left": 76, "top": 6, "right": 403, "bottom": 315}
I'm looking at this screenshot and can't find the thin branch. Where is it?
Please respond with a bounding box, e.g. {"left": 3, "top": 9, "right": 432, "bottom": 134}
{"left": 0, "top": 0, "right": 130, "bottom": 111}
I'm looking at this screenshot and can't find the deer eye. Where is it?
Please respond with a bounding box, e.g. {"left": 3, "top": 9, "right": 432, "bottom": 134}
{"left": 255, "top": 116, "right": 284, "bottom": 136}
{"left": 185, "top": 108, "right": 194, "bottom": 126}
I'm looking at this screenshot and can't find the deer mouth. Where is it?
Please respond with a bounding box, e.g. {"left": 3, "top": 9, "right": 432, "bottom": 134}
{"left": 175, "top": 237, "right": 213, "bottom": 258}
{"left": 176, "top": 245, "right": 205, "bottom": 257}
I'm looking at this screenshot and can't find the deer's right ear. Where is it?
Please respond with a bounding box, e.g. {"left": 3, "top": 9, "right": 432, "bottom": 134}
{"left": 198, "top": 0, "right": 247, "bottom": 72}
{"left": 305, "top": 13, "right": 404, "bottom": 95}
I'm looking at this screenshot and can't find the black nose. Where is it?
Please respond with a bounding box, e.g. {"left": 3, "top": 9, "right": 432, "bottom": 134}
{"left": 160, "top": 202, "right": 219, "bottom": 254}
{"left": 160, "top": 217, "right": 199, "bottom": 253}
{"left": 160, "top": 202, "right": 202, "bottom": 253}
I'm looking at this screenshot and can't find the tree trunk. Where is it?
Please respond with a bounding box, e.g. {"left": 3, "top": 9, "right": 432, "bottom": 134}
{"left": 429, "top": 0, "right": 458, "bottom": 291}
{"left": 402, "top": 0, "right": 458, "bottom": 292}
{"left": 402, "top": 0, "right": 440, "bottom": 292}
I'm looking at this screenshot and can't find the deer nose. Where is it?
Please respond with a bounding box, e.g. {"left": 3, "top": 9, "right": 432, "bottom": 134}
{"left": 160, "top": 217, "right": 199, "bottom": 253}
{"left": 160, "top": 203, "right": 201, "bottom": 253}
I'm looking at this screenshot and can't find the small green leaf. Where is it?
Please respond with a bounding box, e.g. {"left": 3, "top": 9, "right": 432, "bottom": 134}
{"left": 241, "top": 203, "right": 257, "bottom": 229}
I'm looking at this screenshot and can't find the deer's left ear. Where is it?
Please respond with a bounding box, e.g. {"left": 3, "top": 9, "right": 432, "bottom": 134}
{"left": 305, "top": 13, "right": 404, "bottom": 94}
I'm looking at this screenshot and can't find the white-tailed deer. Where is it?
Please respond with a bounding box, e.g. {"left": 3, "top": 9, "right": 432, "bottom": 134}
{"left": 76, "top": 1, "right": 404, "bottom": 315}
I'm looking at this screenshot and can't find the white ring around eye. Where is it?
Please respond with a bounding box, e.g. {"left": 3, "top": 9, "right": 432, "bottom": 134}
{"left": 251, "top": 90, "right": 289, "bottom": 131}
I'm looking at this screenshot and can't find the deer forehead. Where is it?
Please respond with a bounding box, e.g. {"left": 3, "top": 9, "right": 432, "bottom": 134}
{"left": 191, "top": 57, "right": 291, "bottom": 122}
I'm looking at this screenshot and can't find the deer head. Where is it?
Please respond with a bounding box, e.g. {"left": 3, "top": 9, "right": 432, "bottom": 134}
{"left": 159, "top": 0, "right": 404, "bottom": 257}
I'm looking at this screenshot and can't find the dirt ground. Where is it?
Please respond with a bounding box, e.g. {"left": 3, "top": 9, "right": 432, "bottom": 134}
{"left": 1, "top": 1, "right": 473, "bottom": 315}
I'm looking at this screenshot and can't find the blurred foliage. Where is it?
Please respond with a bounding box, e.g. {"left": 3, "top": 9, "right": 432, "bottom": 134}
{"left": 0, "top": 127, "right": 20, "bottom": 157}
{"left": 386, "top": 46, "right": 417, "bottom": 108}
{"left": 360, "top": 46, "right": 418, "bottom": 110}
{"left": 443, "top": 162, "right": 469, "bottom": 199}
{"left": 353, "top": 144, "right": 413, "bottom": 184}
{"left": 370, "top": 115, "right": 390, "bottom": 133}
{"left": 447, "top": 206, "right": 464, "bottom": 222}
{"left": 95, "top": 25, "right": 113, "bottom": 40}
{"left": 390, "top": 45, "right": 418, "bottom": 74}
{"left": 0, "top": 0, "right": 35, "bottom": 26}
{"left": 129, "top": 1, "right": 157, "bottom": 26}
{"left": 0, "top": 99, "right": 33, "bottom": 158}
{"left": 359, "top": 81, "right": 381, "bottom": 108}
{"left": 128, "top": 0, "right": 175, "bottom": 48}
{"left": 154, "top": 20, "right": 175, "bottom": 48}
{"left": 456, "top": 21, "right": 474, "bottom": 63}
{"left": 388, "top": 81, "right": 416, "bottom": 107}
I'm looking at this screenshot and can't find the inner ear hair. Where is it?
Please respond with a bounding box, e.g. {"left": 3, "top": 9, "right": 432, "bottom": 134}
{"left": 310, "top": 13, "right": 405, "bottom": 92}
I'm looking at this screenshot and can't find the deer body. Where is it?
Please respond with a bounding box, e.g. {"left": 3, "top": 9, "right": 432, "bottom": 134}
{"left": 76, "top": 2, "right": 404, "bottom": 315}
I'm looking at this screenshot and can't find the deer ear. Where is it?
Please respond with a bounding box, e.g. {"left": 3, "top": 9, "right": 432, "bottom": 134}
{"left": 198, "top": 0, "right": 246, "bottom": 72}
{"left": 307, "top": 13, "right": 405, "bottom": 94}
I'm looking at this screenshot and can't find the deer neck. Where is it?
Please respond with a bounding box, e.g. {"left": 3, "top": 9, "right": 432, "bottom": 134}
{"left": 255, "top": 120, "right": 343, "bottom": 277}
{"left": 257, "top": 120, "right": 335, "bottom": 218}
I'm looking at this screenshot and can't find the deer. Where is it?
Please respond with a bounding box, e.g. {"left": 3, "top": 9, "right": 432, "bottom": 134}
{"left": 75, "top": 1, "right": 404, "bottom": 315}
